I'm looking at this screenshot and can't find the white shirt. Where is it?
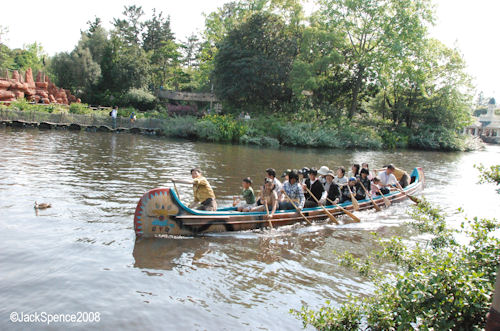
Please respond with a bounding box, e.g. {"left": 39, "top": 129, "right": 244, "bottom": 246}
{"left": 334, "top": 176, "right": 348, "bottom": 186}
{"left": 111, "top": 109, "right": 117, "bottom": 118}
{"left": 379, "top": 171, "right": 397, "bottom": 186}
{"left": 272, "top": 177, "right": 282, "bottom": 193}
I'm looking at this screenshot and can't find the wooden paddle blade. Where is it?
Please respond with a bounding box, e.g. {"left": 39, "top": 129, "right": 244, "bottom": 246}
{"left": 373, "top": 201, "right": 382, "bottom": 211}
{"left": 326, "top": 211, "right": 339, "bottom": 224}
{"left": 383, "top": 196, "right": 391, "bottom": 207}
{"left": 341, "top": 208, "right": 361, "bottom": 222}
{"left": 351, "top": 195, "right": 360, "bottom": 211}
{"left": 407, "top": 195, "right": 421, "bottom": 204}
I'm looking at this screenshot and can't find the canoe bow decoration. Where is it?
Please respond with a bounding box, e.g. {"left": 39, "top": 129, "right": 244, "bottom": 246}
{"left": 134, "top": 167, "right": 425, "bottom": 237}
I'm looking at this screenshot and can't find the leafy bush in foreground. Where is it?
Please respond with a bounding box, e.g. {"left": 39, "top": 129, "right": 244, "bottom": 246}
{"left": 293, "top": 200, "right": 499, "bottom": 330}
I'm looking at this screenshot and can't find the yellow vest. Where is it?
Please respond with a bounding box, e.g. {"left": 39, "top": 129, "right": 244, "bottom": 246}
{"left": 193, "top": 176, "right": 216, "bottom": 203}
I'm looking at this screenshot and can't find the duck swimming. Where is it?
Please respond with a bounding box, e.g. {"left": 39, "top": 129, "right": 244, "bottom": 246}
{"left": 34, "top": 201, "right": 51, "bottom": 209}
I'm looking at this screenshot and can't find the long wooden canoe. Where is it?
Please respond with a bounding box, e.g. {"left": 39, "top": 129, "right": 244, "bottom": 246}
{"left": 134, "top": 167, "right": 425, "bottom": 237}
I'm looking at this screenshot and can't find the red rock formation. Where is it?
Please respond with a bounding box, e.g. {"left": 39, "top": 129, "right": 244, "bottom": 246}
{"left": 0, "top": 67, "right": 79, "bottom": 104}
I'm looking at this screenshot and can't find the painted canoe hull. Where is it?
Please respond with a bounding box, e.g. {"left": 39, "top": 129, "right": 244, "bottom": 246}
{"left": 134, "top": 167, "right": 425, "bottom": 237}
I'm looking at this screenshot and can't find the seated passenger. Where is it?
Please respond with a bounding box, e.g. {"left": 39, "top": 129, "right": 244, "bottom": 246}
{"left": 233, "top": 177, "right": 256, "bottom": 212}
{"left": 278, "top": 171, "right": 305, "bottom": 210}
{"left": 392, "top": 166, "right": 410, "bottom": 188}
{"left": 299, "top": 167, "right": 310, "bottom": 184}
{"left": 322, "top": 171, "right": 341, "bottom": 205}
{"left": 349, "top": 164, "right": 361, "bottom": 178}
{"left": 340, "top": 177, "right": 365, "bottom": 203}
{"left": 256, "top": 168, "right": 282, "bottom": 206}
{"left": 378, "top": 164, "right": 403, "bottom": 192}
{"left": 266, "top": 168, "right": 282, "bottom": 193}
{"left": 359, "top": 168, "right": 371, "bottom": 193}
{"left": 371, "top": 177, "right": 382, "bottom": 197}
{"left": 334, "top": 166, "right": 348, "bottom": 186}
{"left": 303, "top": 168, "right": 325, "bottom": 208}
{"left": 318, "top": 166, "right": 330, "bottom": 184}
{"left": 251, "top": 178, "right": 278, "bottom": 218}
{"left": 362, "top": 162, "right": 373, "bottom": 180}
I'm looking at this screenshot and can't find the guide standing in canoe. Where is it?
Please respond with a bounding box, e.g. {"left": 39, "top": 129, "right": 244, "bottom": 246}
{"left": 173, "top": 168, "right": 217, "bottom": 211}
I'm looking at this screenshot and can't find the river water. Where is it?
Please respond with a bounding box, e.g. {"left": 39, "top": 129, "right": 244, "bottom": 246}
{"left": 0, "top": 127, "right": 498, "bottom": 330}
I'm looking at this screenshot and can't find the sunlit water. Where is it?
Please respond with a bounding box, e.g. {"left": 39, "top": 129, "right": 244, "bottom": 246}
{"left": 0, "top": 127, "right": 498, "bottom": 330}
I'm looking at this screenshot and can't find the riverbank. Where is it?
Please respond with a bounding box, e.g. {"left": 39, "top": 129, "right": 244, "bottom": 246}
{"left": 0, "top": 105, "right": 483, "bottom": 151}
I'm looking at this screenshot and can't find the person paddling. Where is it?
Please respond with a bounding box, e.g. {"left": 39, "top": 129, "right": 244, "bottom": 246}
{"left": 173, "top": 168, "right": 217, "bottom": 211}
{"left": 303, "top": 168, "right": 325, "bottom": 208}
{"left": 251, "top": 178, "right": 278, "bottom": 218}
{"left": 279, "top": 171, "right": 305, "bottom": 210}
{"left": 378, "top": 164, "right": 403, "bottom": 193}
{"left": 322, "top": 170, "right": 341, "bottom": 205}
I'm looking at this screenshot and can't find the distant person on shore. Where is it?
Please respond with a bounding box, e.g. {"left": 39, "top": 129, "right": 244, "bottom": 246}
{"left": 130, "top": 112, "right": 136, "bottom": 124}
{"left": 233, "top": 177, "right": 256, "bottom": 212}
{"left": 173, "top": 168, "right": 217, "bottom": 211}
{"left": 111, "top": 106, "right": 118, "bottom": 129}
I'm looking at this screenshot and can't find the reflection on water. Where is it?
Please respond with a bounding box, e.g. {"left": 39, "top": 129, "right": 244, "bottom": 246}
{"left": 0, "top": 127, "right": 499, "bottom": 330}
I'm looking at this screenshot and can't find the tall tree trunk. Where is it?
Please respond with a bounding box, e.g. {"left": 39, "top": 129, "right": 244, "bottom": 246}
{"left": 348, "top": 65, "right": 365, "bottom": 118}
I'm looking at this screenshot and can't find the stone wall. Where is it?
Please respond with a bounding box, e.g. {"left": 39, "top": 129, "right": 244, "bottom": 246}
{"left": 0, "top": 68, "right": 80, "bottom": 104}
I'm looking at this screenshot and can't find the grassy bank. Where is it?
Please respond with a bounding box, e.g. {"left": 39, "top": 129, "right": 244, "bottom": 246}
{"left": 1, "top": 101, "right": 481, "bottom": 151}
{"left": 162, "top": 113, "right": 482, "bottom": 152}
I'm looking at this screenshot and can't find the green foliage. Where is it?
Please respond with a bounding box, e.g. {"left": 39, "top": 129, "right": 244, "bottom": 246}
{"left": 69, "top": 103, "right": 92, "bottom": 115}
{"left": 293, "top": 199, "right": 500, "bottom": 330}
{"left": 161, "top": 116, "right": 198, "bottom": 139}
{"left": 0, "top": 0, "right": 475, "bottom": 152}
{"left": 475, "top": 164, "right": 500, "bottom": 187}
{"left": 196, "top": 114, "right": 247, "bottom": 142}
{"left": 213, "top": 12, "right": 298, "bottom": 109}
{"left": 122, "top": 88, "right": 157, "bottom": 111}
{"left": 409, "top": 125, "right": 476, "bottom": 151}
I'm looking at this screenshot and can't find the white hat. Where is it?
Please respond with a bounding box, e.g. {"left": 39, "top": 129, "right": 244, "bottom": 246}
{"left": 318, "top": 166, "right": 330, "bottom": 176}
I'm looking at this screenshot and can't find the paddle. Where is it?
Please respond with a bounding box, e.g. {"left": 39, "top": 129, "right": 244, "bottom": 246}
{"left": 304, "top": 186, "right": 339, "bottom": 224}
{"left": 281, "top": 190, "right": 312, "bottom": 225}
{"left": 346, "top": 183, "right": 360, "bottom": 211}
{"left": 326, "top": 197, "right": 361, "bottom": 223}
{"left": 374, "top": 185, "right": 391, "bottom": 207}
{"left": 359, "top": 181, "right": 381, "bottom": 212}
{"left": 171, "top": 180, "right": 181, "bottom": 199}
{"left": 264, "top": 200, "right": 274, "bottom": 229}
{"left": 396, "top": 187, "right": 421, "bottom": 204}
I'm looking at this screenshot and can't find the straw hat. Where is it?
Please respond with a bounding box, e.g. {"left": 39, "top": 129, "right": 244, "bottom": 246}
{"left": 325, "top": 170, "right": 335, "bottom": 178}
{"left": 318, "top": 166, "right": 330, "bottom": 176}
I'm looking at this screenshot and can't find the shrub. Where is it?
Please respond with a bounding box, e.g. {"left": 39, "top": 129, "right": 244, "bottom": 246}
{"left": 161, "top": 116, "right": 198, "bottom": 139}
{"left": 69, "top": 103, "right": 91, "bottom": 115}
{"left": 409, "top": 125, "right": 476, "bottom": 151}
{"left": 124, "top": 88, "right": 158, "bottom": 111}
{"left": 195, "top": 120, "right": 222, "bottom": 142}
{"left": 292, "top": 200, "right": 500, "bottom": 330}
{"left": 240, "top": 134, "right": 280, "bottom": 148}
{"left": 198, "top": 115, "right": 248, "bottom": 142}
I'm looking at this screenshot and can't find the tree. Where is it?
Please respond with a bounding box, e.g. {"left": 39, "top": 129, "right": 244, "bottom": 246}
{"left": 372, "top": 38, "right": 473, "bottom": 130}
{"left": 142, "top": 9, "right": 174, "bottom": 52}
{"left": 213, "top": 12, "right": 299, "bottom": 109}
{"left": 318, "top": 0, "right": 434, "bottom": 118}
{"left": 112, "top": 5, "right": 145, "bottom": 46}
